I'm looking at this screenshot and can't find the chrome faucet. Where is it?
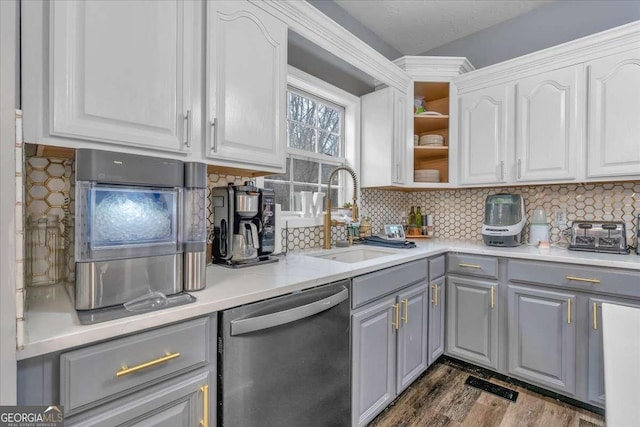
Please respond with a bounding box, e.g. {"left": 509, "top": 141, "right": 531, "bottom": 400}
{"left": 323, "top": 165, "right": 359, "bottom": 249}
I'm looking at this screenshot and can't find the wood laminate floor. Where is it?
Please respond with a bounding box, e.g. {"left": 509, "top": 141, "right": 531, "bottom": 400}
{"left": 369, "top": 360, "right": 606, "bottom": 427}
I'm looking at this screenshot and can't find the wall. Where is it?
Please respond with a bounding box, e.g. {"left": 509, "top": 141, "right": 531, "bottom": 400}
{"left": 420, "top": 1, "right": 640, "bottom": 68}
{"left": 361, "top": 182, "right": 640, "bottom": 248}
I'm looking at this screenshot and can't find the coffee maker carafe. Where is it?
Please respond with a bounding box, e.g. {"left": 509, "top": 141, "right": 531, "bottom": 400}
{"left": 212, "top": 182, "right": 278, "bottom": 267}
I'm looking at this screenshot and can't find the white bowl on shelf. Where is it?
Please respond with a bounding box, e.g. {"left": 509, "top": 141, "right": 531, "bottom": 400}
{"left": 414, "top": 169, "right": 440, "bottom": 182}
{"left": 419, "top": 134, "right": 444, "bottom": 146}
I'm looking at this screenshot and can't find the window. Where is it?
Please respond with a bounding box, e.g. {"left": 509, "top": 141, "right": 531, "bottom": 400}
{"left": 264, "top": 87, "right": 347, "bottom": 212}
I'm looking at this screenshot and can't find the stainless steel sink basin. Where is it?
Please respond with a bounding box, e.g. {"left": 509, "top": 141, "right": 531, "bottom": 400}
{"left": 306, "top": 247, "right": 399, "bottom": 264}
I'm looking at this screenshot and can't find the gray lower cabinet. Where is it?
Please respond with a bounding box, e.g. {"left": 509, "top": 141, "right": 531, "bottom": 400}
{"left": 427, "top": 276, "right": 445, "bottom": 366}
{"left": 351, "top": 295, "right": 397, "bottom": 427}
{"left": 507, "top": 284, "right": 577, "bottom": 396}
{"left": 352, "top": 281, "right": 429, "bottom": 427}
{"left": 446, "top": 276, "right": 499, "bottom": 370}
{"left": 66, "top": 370, "right": 210, "bottom": 427}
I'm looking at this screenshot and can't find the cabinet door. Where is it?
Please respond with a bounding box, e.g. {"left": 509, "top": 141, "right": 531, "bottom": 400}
{"left": 351, "top": 296, "right": 397, "bottom": 427}
{"left": 459, "top": 85, "right": 510, "bottom": 185}
{"left": 428, "top": 276, "right": 445, "bottom": 366}
{"left": 206, "top": 0, "right": 286, "bottom": 170}
{"left": 48, "top": 0, "right": 195, "bottom": 152}
{"left": 67, "top": 371, "right": 211, "bottom": 427}
{"left": 361, "top": 87, "right": 407, "bottom": 187}
{"left": 515, "top": 66, "right": 582, "bottom": 182}
{"left": 396, "top": 282, "right": 428, "bottom": 394}
{"left": 507, "top": 284, "right": 576, "bottom": 396}
{"left": 587, "top": 48, "right": 640, "bottom": 179}
{"left": 587, "top": 297, "right": 640, "bottom": 407}
{"left": 446, "top": 277, "right": 499, "bottom": 370}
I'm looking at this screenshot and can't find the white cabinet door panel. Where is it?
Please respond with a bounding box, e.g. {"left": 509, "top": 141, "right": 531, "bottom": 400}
{"left": 459, "top": 85, "right": 510, "bottom": 185}
{"left": 50, "top": 0, "right": 192, "bottom": 152}
{"left": 515, "top": 66, "right": 582, "bottom": 182}
{"left": 206, "top": 1, "right": 286, "bottom": 169}
{"left": 587, "top": 48, "right": 640, "bottom": 178}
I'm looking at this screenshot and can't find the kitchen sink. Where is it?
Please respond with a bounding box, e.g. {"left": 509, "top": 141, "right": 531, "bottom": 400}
{"left": 306, "top": 247, "right": 399, "bottom": 264}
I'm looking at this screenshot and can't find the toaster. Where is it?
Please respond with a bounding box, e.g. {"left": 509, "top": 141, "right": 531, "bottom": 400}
{"left": 568, "top": 221, "right": 629, "bottom": 254}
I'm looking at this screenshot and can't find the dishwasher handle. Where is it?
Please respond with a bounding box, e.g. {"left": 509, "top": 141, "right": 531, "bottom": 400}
{"left": 230, "top": 287, "right": 349, "bottom": 336}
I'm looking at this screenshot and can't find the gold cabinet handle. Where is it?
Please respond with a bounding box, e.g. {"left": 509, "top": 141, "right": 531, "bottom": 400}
{"left": 491, "top": 286, "right": 495, "bottom": 309}
{"left": 431, "top": 284, "right": 438, "bottom": 305}
{"left": 392, "top": 303, "right": 399, "bottom": 330}
{"left": 200, "top": 384, "right": 209, "bottom": 427}
{"left": 459, "top": 263, "right": 481, "bottom": 269}
{"left": 566, "top": 276, "right": 601, "bottom": 284}
{"left": 567, "top": 299, "right": 572, "bottom": 324}
{"left": 593, "top": 302, "right": 598, "bottom": 330}
{"left": 401, "top": 299, "right": 409, "bottom": 324}
{"left": 116, "top": 352, "right": 180, "bottom": 378}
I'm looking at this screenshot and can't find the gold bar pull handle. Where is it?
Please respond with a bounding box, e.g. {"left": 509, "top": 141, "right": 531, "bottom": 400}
{"left": 116, "top": 352, "right": 180, "bottom": 378}
{"left": 431, "top": 284, "right": 438, "bottom": 305}
{"left": 593, "top": 303, "right": 598, "bottom": 330}
{"left": 566, "top": 276, "right": 601, "bottom": 284}
{"left": 200, "top": 384, "right": 209, "bottom": 427}
{"left": 491, "top": 286, "right": 495, "bottom": 309}
{"left": 392, "top": 304, "right": 399, "bottom": 330}
{"left": 401, "top": 299, "right": 409, "bottom": 324}
{"left": 459, "top": 263, "right": 481, "bottom": 269}
{"left": 567, "top": 299, "right": 572, "bottom": 324}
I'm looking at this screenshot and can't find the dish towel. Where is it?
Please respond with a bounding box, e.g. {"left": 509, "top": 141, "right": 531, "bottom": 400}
{"left": 362, "top": 236, "right": 416, "bottom": 249}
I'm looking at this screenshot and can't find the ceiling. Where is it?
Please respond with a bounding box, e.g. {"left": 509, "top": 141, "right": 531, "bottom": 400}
{"left": 333, "top": 0, "right": 554, "bottom": 55}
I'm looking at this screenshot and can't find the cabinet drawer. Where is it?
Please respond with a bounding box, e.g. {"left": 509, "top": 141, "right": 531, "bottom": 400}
{"left": 447, "top": 254, "right": 498, "bottom": 279}
{"left": 352, "top": 259, "right": 427, "bottom": 309}
{"left": 429, "top": 255, "right": 445, "bottom": 280}
{"left": 60, "top": 317, "right": 210, "bottom": 415}
{"left": 508, "top": 260, "right": 640, "bottom": 299}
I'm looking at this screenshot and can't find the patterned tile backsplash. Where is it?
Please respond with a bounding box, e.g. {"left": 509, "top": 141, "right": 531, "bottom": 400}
{"left": 23, "top": 155, "right": 640, "bottom": 262}
{"left": 362, "top": 182, "right": 640, "bottom": 247}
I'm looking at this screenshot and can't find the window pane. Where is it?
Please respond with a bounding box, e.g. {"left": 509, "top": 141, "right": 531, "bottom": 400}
{"left": 288, "top": 122, "right": 316, "bottom": 152}
{"left": 318, "top": 185, "right": 341, "bottom": 211}
{"left": 288, "top": 92, "right": 316, "bottom": 125}
{"left": 292, "top": 158, "right": 319, "bottom": 184}
{"left": 318, "top": 132, "right": 340, "bottom": 157}
{"left": 293, "top": 184, "right": 319, "bottom": 211}
{"left": 318, "top": 104, "right": 340, "bottom": 133}
{"left": 264, "top": 181, "right": 291, "bottom": 211}
{"left": 267, "top": 158, "right": 290, "bottom": 181}
{"left": 321, "top": 163, "right": 341, "bottom": 185}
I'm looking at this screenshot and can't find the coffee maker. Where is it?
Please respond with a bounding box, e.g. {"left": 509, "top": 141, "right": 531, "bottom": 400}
{"left": 212, "top": 183, "right": 277, "bottom": 267}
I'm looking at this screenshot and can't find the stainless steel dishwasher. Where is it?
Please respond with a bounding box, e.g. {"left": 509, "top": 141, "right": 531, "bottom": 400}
{"left": 219, "top": 280, "right": 350, "bottom": 427}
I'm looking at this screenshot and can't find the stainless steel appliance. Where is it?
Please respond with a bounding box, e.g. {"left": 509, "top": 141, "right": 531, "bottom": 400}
{"left": 74, "top": 149, "right": 206, "bottom": 322}
{"left": 219, "top": 280, "right": 350, "bottom": 427}
{"left": 569, "top": 220, "right": 629, "bottom": 254}
{"left": 482, "top": 194, "right": 526, "bottom": 247}
{"left": 212, "top": 182, "right": 277, "bottom": 267}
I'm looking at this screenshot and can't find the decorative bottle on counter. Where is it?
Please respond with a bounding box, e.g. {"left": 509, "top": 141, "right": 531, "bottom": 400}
{"left": 421, "top": 214, "right": 428, "bottom": 236}
{"left": 408, "top": 206, "right": 416, "bottom": 227}
{"left": 416, "top": 207, "right": 422, "bottom": 230}
{"left": 426, "top": 214, "right": 434, "bottom": 236}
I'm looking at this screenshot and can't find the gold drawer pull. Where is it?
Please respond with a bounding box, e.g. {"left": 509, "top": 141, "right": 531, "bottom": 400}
{"left": 459, "top": 263, "right": 481, "bottom": 269}
{"left": 431, "top": 284, "right": 438, "bottom": 305}
{"left": 593, "top": 303, "right": 598, "bottom": 330}
{"left": 200, "top": 384, "right": 209, "bottom": 427}
{"left": 401, "top": 299, "right": 409, "bottom": 324}
{"left": 392, "top": 303, "right": 399, "bottom": 330}
{"left": 567, "top": 299, "right": 572, "bottom": 324}
{"left": 566, "top": 276, "right": 601, "bottom": 284}
{"left": 116, "top": 352, "right": 181, "bottom": 378}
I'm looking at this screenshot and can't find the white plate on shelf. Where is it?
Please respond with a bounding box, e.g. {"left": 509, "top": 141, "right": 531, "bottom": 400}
{"left": 416, "top": 111, "right": 444, "bottom": 116}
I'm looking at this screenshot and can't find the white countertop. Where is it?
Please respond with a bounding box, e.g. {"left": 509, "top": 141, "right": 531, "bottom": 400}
{"left": 19, "top": 239, "right": 640, "bottom": 360}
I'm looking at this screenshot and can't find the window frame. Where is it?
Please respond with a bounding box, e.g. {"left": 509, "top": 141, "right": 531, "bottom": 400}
{"left": 260, "top": 66, "right": 360, "bottom": 223}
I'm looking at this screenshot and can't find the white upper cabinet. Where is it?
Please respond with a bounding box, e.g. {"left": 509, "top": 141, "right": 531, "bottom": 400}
{"left": 459, "top": 85, "right": 511, "bottom": 185}
{"left": 360, "top": 87, "right": 407, "bottom": 187}
{"left": 23, "top": 0, "right": 197, "bottom": 153}
{"left": 205, "top": 1, "right": 287, "bottom": 172}
{"left": 515, "top": 66, "right": 583, "bottom": 183}
{"left": 587, "top": 48, "right": 640, "bottom": 179}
